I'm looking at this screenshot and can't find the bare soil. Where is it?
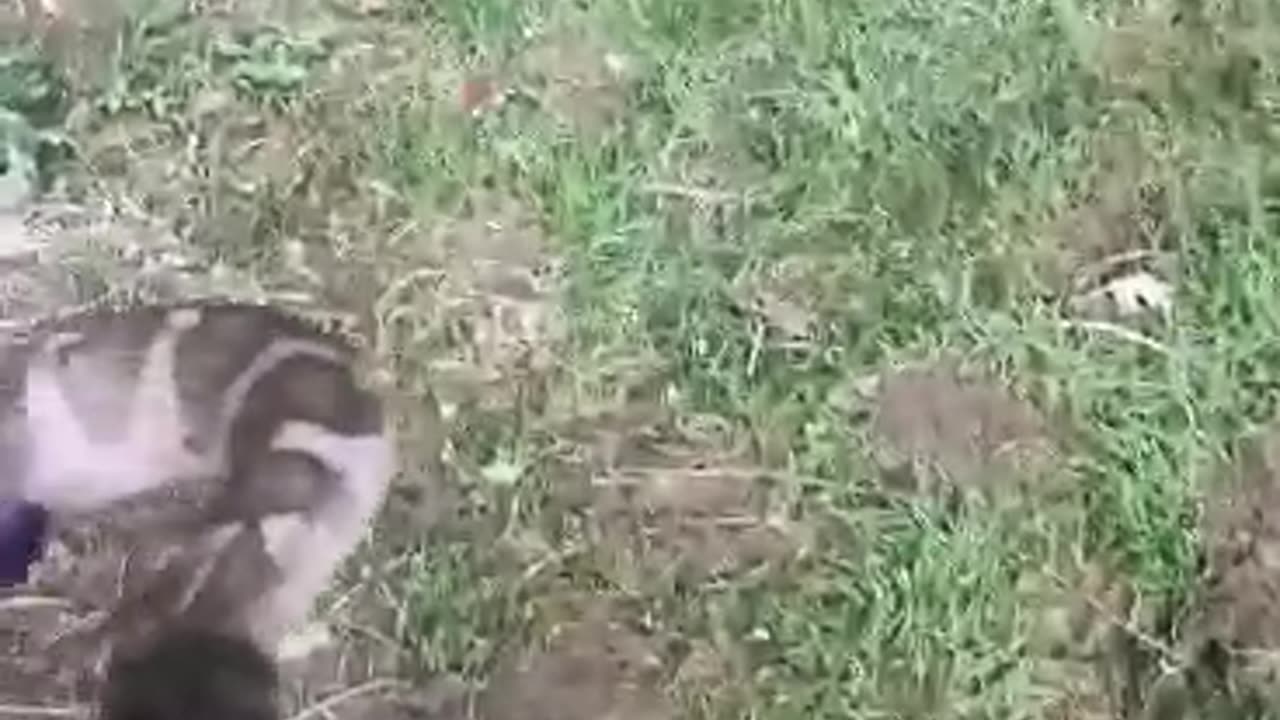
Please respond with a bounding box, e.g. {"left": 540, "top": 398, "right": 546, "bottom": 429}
{"left": 559, "top": 400, "right": 808, "bottom": 589}
{"left": 479, "top": 609, "right": 670, "bottom": 720}
{"left": 1192, "top": 423, "right": 1280, "bottom": 706}
{"left": 517, "top": 25, "right": 632, "bottom": 135}
{"left": 871, "top": 360, "right": 1056, "bottom": 503}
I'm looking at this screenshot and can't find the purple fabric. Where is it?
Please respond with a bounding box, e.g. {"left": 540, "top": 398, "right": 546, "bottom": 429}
{"left": 0, "top": 500, "right": 47, "bottom": 586}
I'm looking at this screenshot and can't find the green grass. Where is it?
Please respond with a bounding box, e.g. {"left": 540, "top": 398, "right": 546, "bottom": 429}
{"left": 7, "top": 0, "right": 1280, "bottom": 716}
{"left": 380, "top": 0, "right": 1275, "bottom": 714}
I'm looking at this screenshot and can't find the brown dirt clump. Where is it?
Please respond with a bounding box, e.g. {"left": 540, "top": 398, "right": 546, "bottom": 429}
{"left": 1190, "top": 423, "right": 1280, "bottom": 706}
{"left": 1019, "top": 561, "right": 1176, "bottom": 720}
{"left": 671, "top": 637, "right": 753, "bottom": 717}
{"left": 583, "top": 416, "right": 808, "bottom": 588}
{"left": 871, "top": 361, "right": 1057, "bottom": 503}
{"left": 479, "top": 610, "right": 670, "bottom": 720}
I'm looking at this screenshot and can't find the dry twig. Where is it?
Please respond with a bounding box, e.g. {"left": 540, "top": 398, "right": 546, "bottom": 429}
{"left": 1057, "top": 319, "right": 1172, "bottom": 355}
{"left": 284, "top": 678, "right": 404, "bottom": 720}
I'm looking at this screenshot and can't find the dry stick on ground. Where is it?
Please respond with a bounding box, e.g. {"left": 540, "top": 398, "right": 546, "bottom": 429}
{"left": 640, "top": 183, "right": 749, "bottom": 206}
{"left": 1057, "top": 319, "right": 1172, "bottom": 356}
{"left": 285, "top": 678, "right": 406, "bottom": 720}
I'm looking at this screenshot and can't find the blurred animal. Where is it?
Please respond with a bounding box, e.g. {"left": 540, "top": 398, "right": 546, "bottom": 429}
{"left": 0, "top": 301, "right": 394, "bottom": 658}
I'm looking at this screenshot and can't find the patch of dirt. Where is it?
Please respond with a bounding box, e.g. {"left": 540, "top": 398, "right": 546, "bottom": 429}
{"left": 518, "top": 27, "right": 632, "bottom": 135}
{"left": 584, "top": 417, "right": 808, "bottom": 588}
{"left": 446, "top": 21, "right": 633, "bottom": 132}
{"left": 871, "top": 360, "right": 1058, "bottom": 503}
{"left": 373, "top": 187, "right": 563, "bottom": 533}
{"left": 1189, "top": 422, "right": 1280, "bottom": 708}
{"left": 1199, "top": 428, "right": 1280, "bottom": 650}
{"left": 378, "top": 188, "right": 563, "bottom": 413}
{"left": 671, "top": 637, "right": 752, "bottom": 717}
{"left": 1020, "top": 562, "right": 1169, "bottom": 719}
{"left": 429, "top": 189, "right": 562, "bottom": 378}
{"left": 479, "top": 608, "right": 671, "bottom": 720}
